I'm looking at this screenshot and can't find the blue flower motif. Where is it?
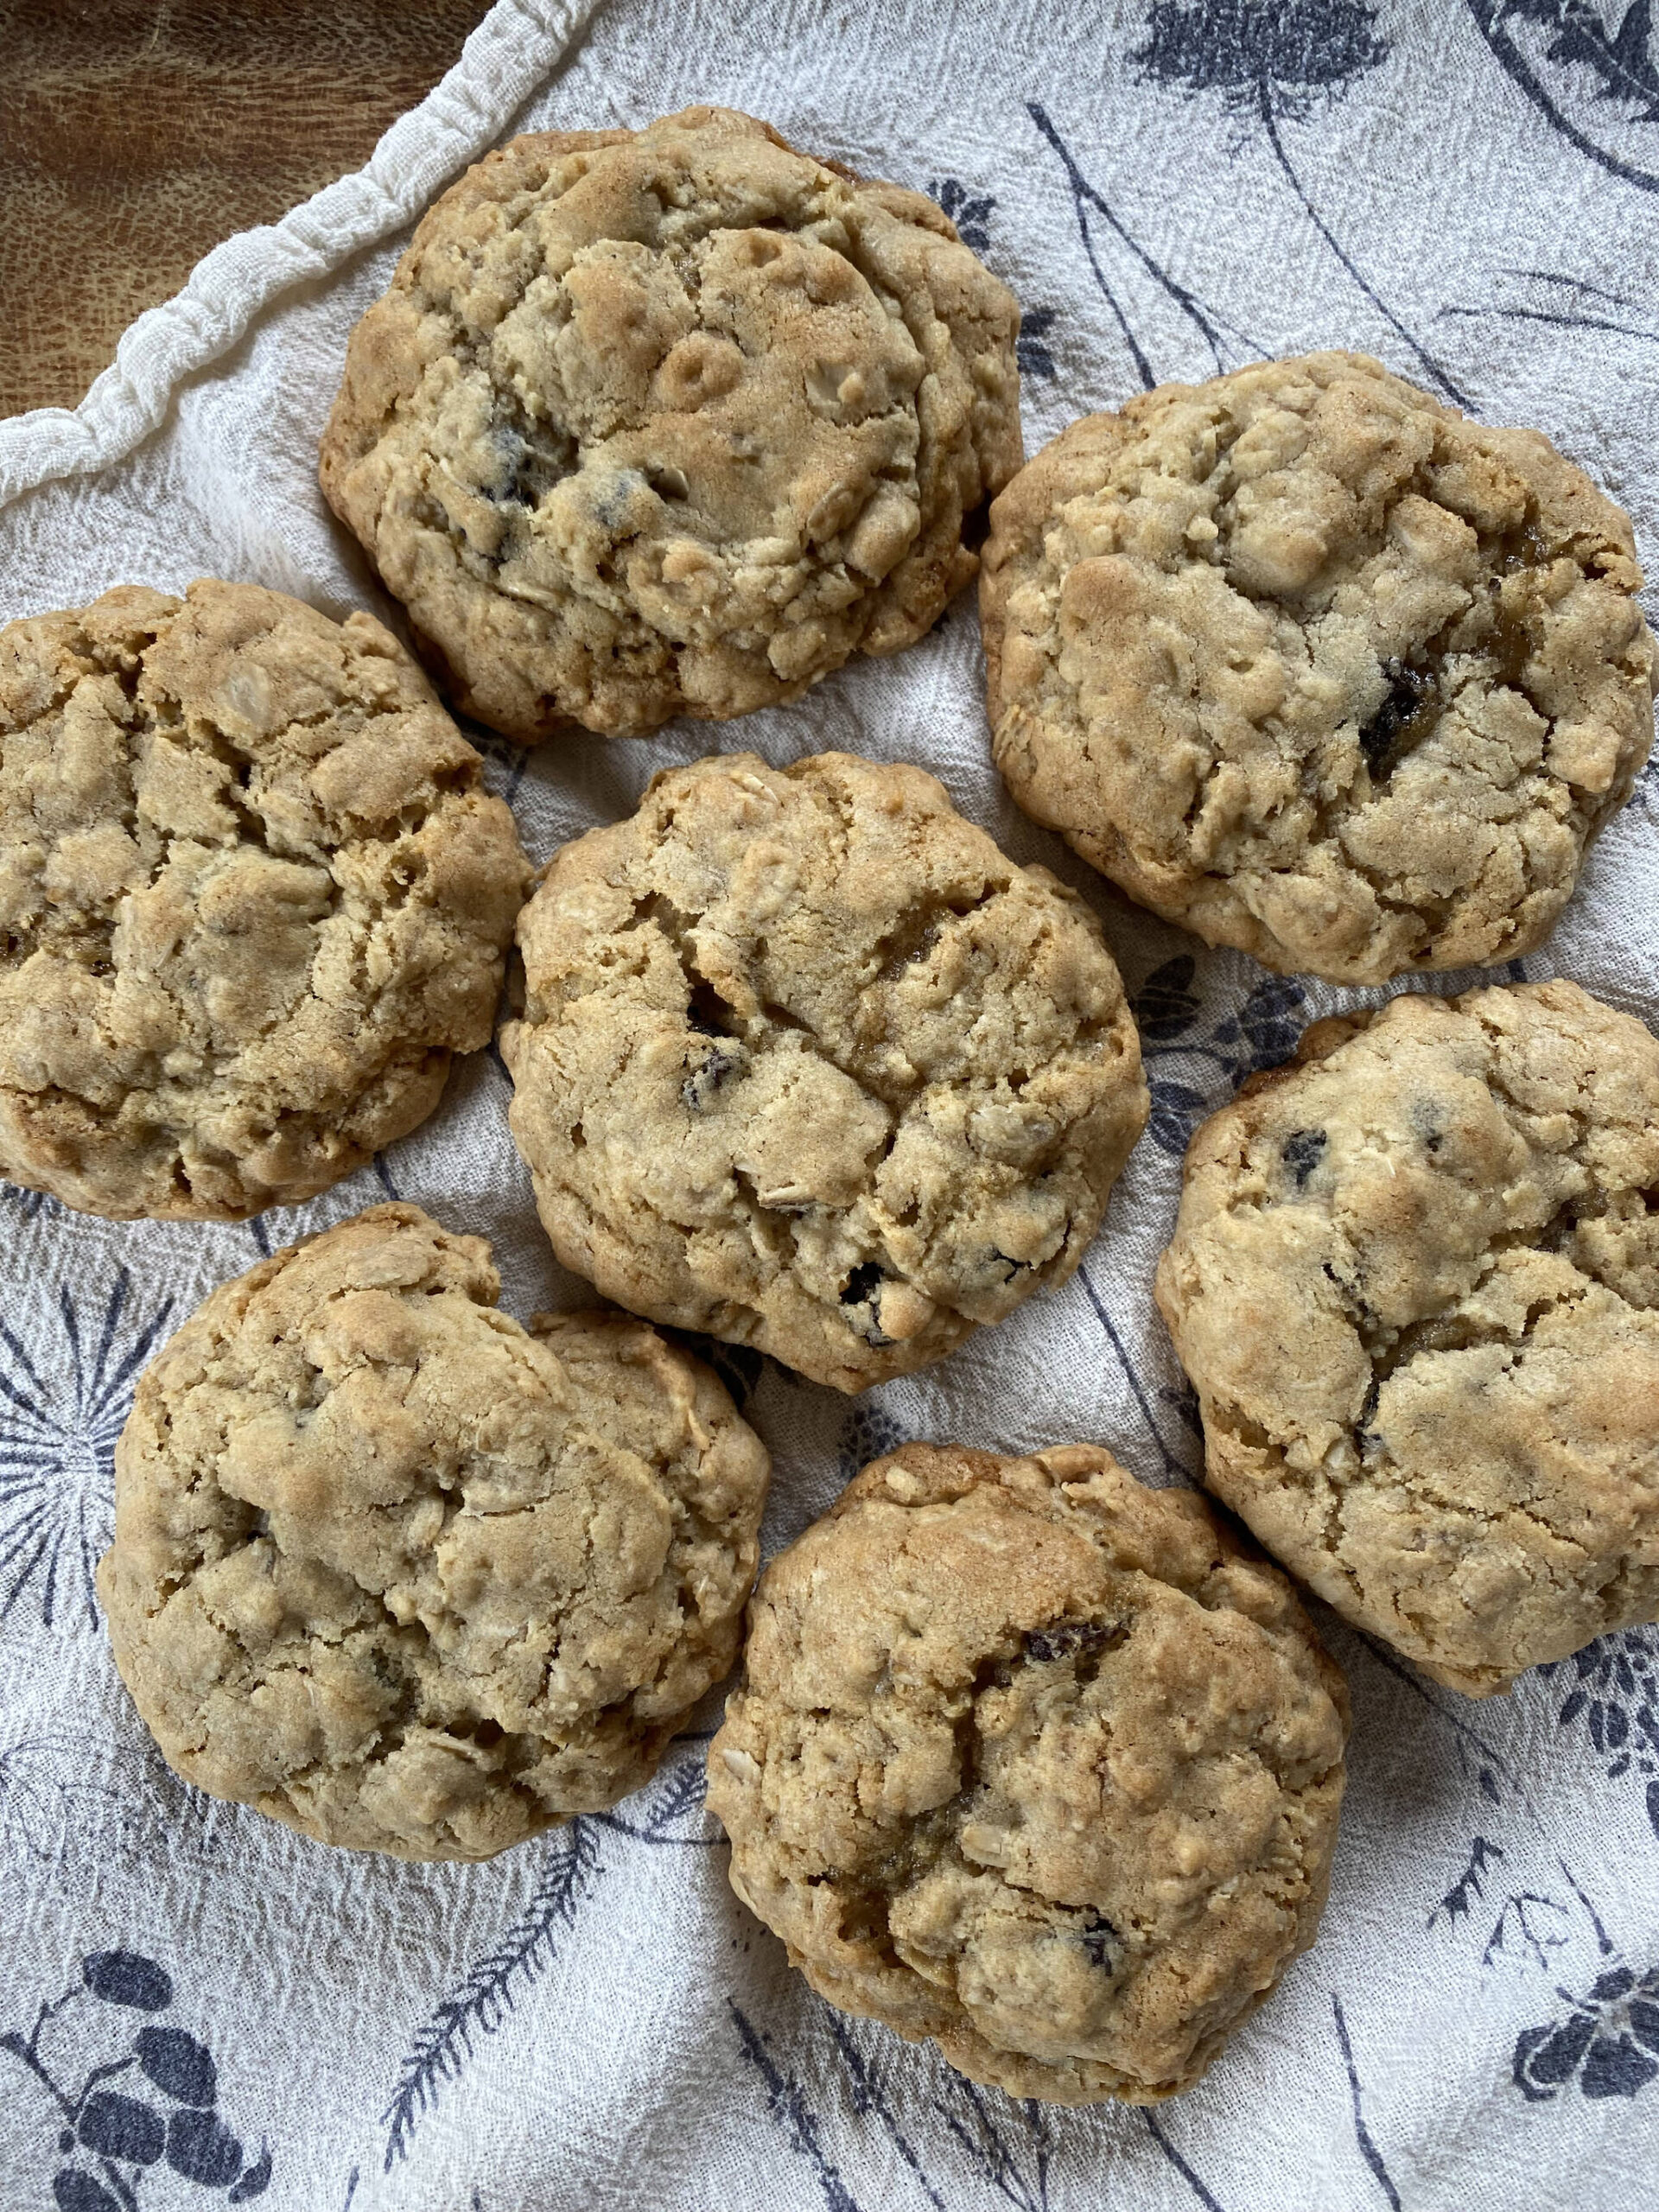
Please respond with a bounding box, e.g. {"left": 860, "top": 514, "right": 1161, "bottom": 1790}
{"left": 837, "top": 1402, "right": 910, "bottom": 1485}
{"left": 926, "top": 178, "right": 1062, "bottom": 381}
{"left": 1133, "top": 0, "right": 1469, "bottom": 404}
{"left": 0, "top": 1272, "right": 173, "bottom": 1630}
{"left": 1135, "top": 0, "right": 1389, "bottom": 121}
{"left": 1129, "top": 957, "right": 1308, "bottom": 1159}
{"left": 1515, "top": 1963, "right": 1659, "bottom": 2101}
{"left": 1465, "top": 3, "right": 1659, "bottom": 196}
{"left": 0, "top": 1950, "right": 272, "bottom": 2203}
{"left": 928, "top": 177, "right": 995, "bottom": 253}
{"left": 1510, "top": 0, "right": 1659, "bottom": 118}
{"left": 1541, "top": 1628, "right": 1659, "bottom": 1836}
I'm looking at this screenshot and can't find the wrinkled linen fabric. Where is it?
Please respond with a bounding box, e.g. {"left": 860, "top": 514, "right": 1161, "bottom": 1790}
{"left": 3, "top": 3, "right": 1658, "bottom": 2208}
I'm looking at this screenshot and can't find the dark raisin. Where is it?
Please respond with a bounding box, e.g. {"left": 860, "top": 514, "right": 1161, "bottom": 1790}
{"left": 841, "top": 1262, "right": 884, "bottom": 1307}
{"left": 1358, "top": 661, "right": 1440, "bottom": 779}
{"left": 1281, "top": 1128, "right": 1326, "bottom": 1187}
{"left": 683, "top": 1042, "right": 743, "bottom": 1111}
{"left": 1078, "top": 1911, "right": 1121, "bottom": 1970}
{"left": 1024, "top": 1619, "right": 1111, "bottom": 1665}
{"left": 488, "top": 423, "right": 575, "bottom": 510}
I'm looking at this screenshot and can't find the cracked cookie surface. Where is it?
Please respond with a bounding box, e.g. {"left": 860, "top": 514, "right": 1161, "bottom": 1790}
{"left": 0, "top": 580, "right": 528, "bottom": 1219}
{"left": 981, "top": 352, "right": 1655, "bottom": 983}
{"left": 707, "top": 1441, "right": 1348, "bottom": 2103}
{"left": 1155, "top": 980, "right": 1659, "bottom": 1694}
{"left": 320, "top": 105, "right": 1023, "bottom": 742}
{"left": 97, "top": 1203, "right": 771, "bottom": 1860}
{"left": 500, "top": 751, "right": 1148, "bottom": 1391}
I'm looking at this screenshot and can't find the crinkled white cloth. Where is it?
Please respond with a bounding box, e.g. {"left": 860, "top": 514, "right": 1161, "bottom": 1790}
{"left": 3, "top": 3, "right": 1659, "bottom": 2207}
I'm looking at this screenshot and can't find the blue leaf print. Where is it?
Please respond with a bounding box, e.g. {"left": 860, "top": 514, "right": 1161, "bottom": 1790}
{"left": 1129, "top": 955, "right": 1203, "bottom": 1041}
{"left": 1515, "top": 1963, "right": 1659, "bottom": 2100}
{"left": 820, "top": 2013, "right": 943, "bottom": 2210}
{"left": 593, "top": 1733, "right": 720, "bottom": 1847}
{"left": 932, "top": 2076, "right": 1052, "bottom": 2211}
{"left": 1133, "top": 0, "right": 1471, "bottom": 403}
{"left": 1147, "top": 1079, "right": 1211, "bottom": 1160}
{"left": 3, "top": 1183, "right": 61, "bottom": 1224}
{"left": 1541, "top": 1628, "right": 1659, "bottom": 1801}
{"left": 728, "top": 2000, "right": 862, "bottom": 2212}
{"left": 1331, "top": 1994, "right": 1402, "bottom": 2209}
{"left": 1439, "top": 265, "right": 1659, "bottom": 349}
{"left": 928, "top": 178, "right": 996, "bottom": 252}
{"left": 836, "top": 1401, "right": 911, "bottom": 1484}
{"left": 0, "top": 1273, "right": 173, "bottom": 1630}
{"left": 1143, "top": 2112, "right": 1233, "bottom": 2210}
{"left": 382, "top": 1818, "right": 601, "bottom": 2167}
{"left": 1358, "top": 1624, "right": 1630, "bottom": 1993}
{"left": 1428, "top": 1836, "right": 1506, "bottom": 1930}
{"left": 1014, "top": 307, "right": 1060, "bottom": 383}
{"left": 1131, "top": 964, "right": 1311, "bottom": 1160}
{"left": 1076, "top": 1265, "right": 1195, "bottom": 1478}
{"left": 1466, "top": 1, "right": 1659, "bottom": 192}
{"left": 1, "top": 1950, "right": 272, "bottom": 2206}
{"left": 926, "top": 179, "right": 1063, "bottom": 381}
{"left": 1026, "top": 103, "right": 1248, "bottom": 385}
{"left": 1521, "top": 0, "right": 1659, "bottom": 113}
{"left": 742, "top": 1993, "right": 1235, "bottom": 2211}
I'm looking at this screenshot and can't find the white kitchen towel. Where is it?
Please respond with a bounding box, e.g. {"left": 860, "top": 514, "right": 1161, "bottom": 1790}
{"left": 3, "top": 3, "right": 1659, "bottom": 2208}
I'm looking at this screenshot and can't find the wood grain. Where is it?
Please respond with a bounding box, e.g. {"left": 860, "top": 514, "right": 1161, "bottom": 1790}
{"left": 1, "top": 0, "right": 493, "bottom": 418}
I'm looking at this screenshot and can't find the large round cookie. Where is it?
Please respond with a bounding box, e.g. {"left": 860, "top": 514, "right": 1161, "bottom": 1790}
{"left": 1155, "top": 979, "right": 1659, "bottom": 1695}
{"left": 320, "top": 105, "right": 1022, "bottom": 741}
{"left": 501, "top": 751, "right": 1148, "bottom": 1392}
{"left": 981, "top": 352, "right": 1655, "bottom": 984}
{"left": 98, "top": 1204, "right": 771, "bottom": 1860}
{"left": 707, "top": 1441, "right": 1349, "bottom": 2104}
{"left": 0, "top": 581, "right": 528, "bottom": 1219}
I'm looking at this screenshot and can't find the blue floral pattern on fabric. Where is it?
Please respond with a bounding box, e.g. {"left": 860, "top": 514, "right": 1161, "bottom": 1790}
{"left": 1134, "top": 1, "right": 1468, "bottom": 400}
{"left": 0, "top": 1952, "right": 272, "bottom": 2207}
{"left": 0, "top": 1273, "right": 173, "bottom": 1630}
{"left": 1542, "top": 1629, "right": 1659, "bottom": 1839}
{"left": 1514, "top": 1964, "right": 1659, "bottom": 2101}
{"left": 382, "top": 1732, "right": 721, "bottom": 2169}
{"left": 1466, "top": 2, "right": 1659, "bottom": 193}
{"left": 928, "top": 177, "right": 1061, "bottom": 380}
{"left": 1128, "top": 957, "right": 1306, "bottom": 1159}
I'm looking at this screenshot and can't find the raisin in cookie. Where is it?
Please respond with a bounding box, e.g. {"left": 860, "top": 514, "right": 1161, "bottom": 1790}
{"left": 97, "top": 1204, "right": 770, "bottom": 1860}
{"left": 982, "top": 353, "right": 1655, "bottom": 984}
{"left": 708, "top": 1441, "right": 1348, "bottom": 2104}
{"left": 501, "top": 752, "right": 1147, "bottom": 1392}
{"left": 1155, "top": 980, "right": 1659, "bottom": 1695}
{"left": 319, "top": 105, "right": 1022, "bottom": 741}
{"left": 0, "top": 581, "right": 528, "bottom": 1219}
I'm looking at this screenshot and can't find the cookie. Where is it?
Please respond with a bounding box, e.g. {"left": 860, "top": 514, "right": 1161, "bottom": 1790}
{"left": 981, "top": 352, "right": 1655, "bottom": 984}
{"left": 0, "top": 580, "right": 528, "bottom": 1220}
{"left": 319, "top": 105, "right": 1022, "bottom": 741}
{"left": 1154, "top": 979, "right": 1659, "bottom": 1695}
{"left": 707, "top": 1441, "right": 1348, "bottom": 2104}
{"left": 97, "top": 1204, "right": 771, "bottom": 1860}
{"left": 501, "top": 751, "right": 1147, "bottom": 1392}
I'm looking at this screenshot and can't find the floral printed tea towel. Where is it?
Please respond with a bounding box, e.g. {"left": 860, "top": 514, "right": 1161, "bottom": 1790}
{"left": 3, "top": 2, "right": 1658, "bottom": 2208}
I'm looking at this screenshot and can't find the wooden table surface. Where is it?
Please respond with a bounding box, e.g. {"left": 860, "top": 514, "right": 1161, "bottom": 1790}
{"left": 2, "top": 0, "right": 495, "bottom": 418}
